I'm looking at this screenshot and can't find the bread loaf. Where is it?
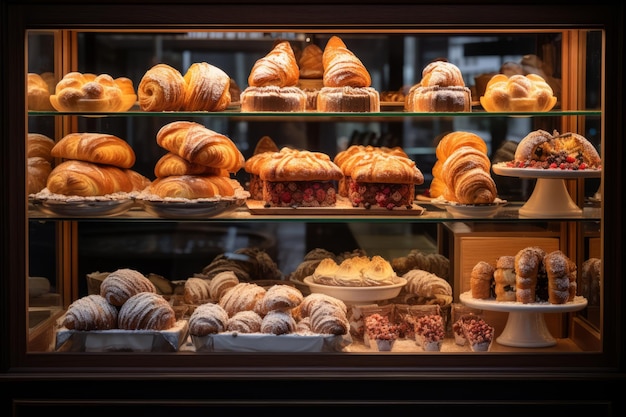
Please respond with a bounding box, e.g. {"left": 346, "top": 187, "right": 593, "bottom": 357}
{"left": 155, "top": 121, "right": 244, "bottom": 172}
{"left": 51, "top": 132, "right": 136, "bottom": 168}
{"left": 138, "top": 63, "right": 186, "bottom": 111}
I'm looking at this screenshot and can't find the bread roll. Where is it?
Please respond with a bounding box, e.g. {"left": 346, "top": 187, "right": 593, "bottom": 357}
{"left": 138, "top": 63, "right": 186, "bottom": 111}
{"left": 53, "top": 72, "right": 128, "bottom": 112}
{"left": 51, "top": 132, "right": 136, "bottom": 168}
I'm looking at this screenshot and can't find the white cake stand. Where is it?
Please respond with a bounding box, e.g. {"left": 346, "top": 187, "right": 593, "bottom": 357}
{"left": 459, "top": 291, "right": 588, "bottom": 347}
{"left": 492, "top": 163, "right": 601, "bottom": 217}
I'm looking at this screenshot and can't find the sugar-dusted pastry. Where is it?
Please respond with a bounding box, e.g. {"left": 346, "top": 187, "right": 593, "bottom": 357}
{"left": 470, "top": 261, "right": 494, "bottom": 299}
{"left": 155, "top": 121, "right": 245, "bottom": 172}
{"left": 208, "top": 271, "right": 239, "bottom": 302}
{"left": 260, "top": 310, "right": 296, "bottom": 335}
{"left": 403, "top": 269, "right": 452, "bottom": 305}
{"left": 218, "top": 282, "right": 266, "bottom": 317}
{"left": 100, "top": 268, "right": 156, "bottom": 307}
{"left": 514, "top": 247, "right": 545, "bottom": 303}
{"left": 51, "top": 132, "right": 136, "bottom": 169}
{"left": 258, "top": 284, "right": 304, "bottom": 315}
{"left": 188, "top": 302, "right": 229, "bottom": 336}
{"left": 182, "top": 61, "right": 231, "bottom": 111}
{"left": 62, "top": 294, "right": 118, "bottom": 331}
{"left": 544, "top": 250, "right": 572, "bottom": 304}
{"left": 226, "top": 310, "right": 263, "bottom": 333}
{"left": 493, "top": 255, "right": 516, "bottom": 301}
{"left": 118, "top": 292, "right": 176, "bottom": 331}
{"left": 138, "top": 63, "right": 186, "bottom": 111}
{"left": 405, "top": 61, "right": 471, "bottom": 112}
{"left": 183, "top": 277, "right": 212, "bottom": 305}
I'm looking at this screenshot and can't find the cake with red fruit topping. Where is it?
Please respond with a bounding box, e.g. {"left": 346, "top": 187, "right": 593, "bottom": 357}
{"left": 507, "top": 129, "right": 601, "bottom": 170}
{"left": 333, "top": 145, "right": 424, "bottom": 210}
{"left": 414, "top": 314, "right": 445, "bottom": 351}
{"left": 364, "top": 312, "right": 399, "bottom": 351}
{"left": 454, "top": 314, "right": 494, "bottom": 351}
{"left": 259, "top": 147, "right": 343, "bottom": 207}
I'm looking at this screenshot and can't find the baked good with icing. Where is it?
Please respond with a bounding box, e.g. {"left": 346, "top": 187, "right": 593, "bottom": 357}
{"left": 317, "top": 86, "right": 380, "bottom": 112}
{"left": 51, "top": 132, "right": 136, "bottom": 168}
{"left": 182, "top": 62, "right": 231, "bottom": 111}
{"left": 219, "top": 282, "right": 266, "bottom": 317}
{"left": 480, "top": 73, "right": 557, "bottom": 112}
{"left": 240, "top": 85, "right": 307, "bottom": 112}
{"left": 493, "top": 255, "right": 516, "bottom": 301}
{"left": 512, "top": 129, "right": 601, "bottom": 169}
{"left": 118, "top": 292, "right": 176, "bottom": 331}
{"left": 147, "top": 174, "right": 235, "bottom": 199}
{"left": 183, "top": 277, "right": 212, "bottom": 305}
{"left": 226, "top": 310, "right": 263, "bottom": 333}
{"left": 138, "top": 63, "right": 186, "bottom": 111}
{"left": 470, "top": 261, "right": 494, "bottom": 299}
{"left": 208, "top": 271, "right": 240, "bottom": 302}
{"left": 100, "top": 268, "right": 156, "bottom": 307}
{"left": 514, "top": 247, "right": 545, "bottom": 303}
{"left": 46, "top": 160, "right": 147, "bottom": 196}
{"left": 28, "top": 73, "right": 54, "bottom": 110}
{"left": 361, "top": 255, "right": 398, "bottom": 286}
{"left": 62, "top": 294, "right": 118, "bottom": 331}
{"left": 405, "top": 61, "right": 471, "bottom": 112}
{"left": 260, "top": 310, "right": 296, "bottom": 335}
{"left": 155, "top": 121, "right": 244, "bottom": 172}
{"left": 189, "top": 302, "right": 229, "bottom": 336}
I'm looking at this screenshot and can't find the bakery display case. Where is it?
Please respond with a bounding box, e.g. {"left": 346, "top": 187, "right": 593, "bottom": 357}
{"left": 2, "top": 0, "right": 624, "bottom": 413}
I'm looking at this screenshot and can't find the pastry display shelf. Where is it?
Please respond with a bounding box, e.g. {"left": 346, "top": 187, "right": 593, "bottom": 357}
{"left": 492, "top": 164, "right": 602, "bottom": 218}
{"left": 459, "top": 292, "right": 588, "bottom": 347}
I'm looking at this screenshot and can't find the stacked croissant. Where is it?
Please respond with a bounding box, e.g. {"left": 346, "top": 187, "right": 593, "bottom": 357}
{"left": 62, "top": 268, "right": 177, "bottom": 331}
{"left": 27, "top": 73, "right": 55, "bottom": 110}
{"left": 45, "top": 132, "right": 150, "bottom": 197}
{"left": 138, "top": 62, "right": 231, "bottom": 112}
{"left": 51, "top": 72, "right": 136, "bottom": 112}
{"left": 430, "top": 131, "right": 497, "bottom": 204}
{"left": 147, "top": 121, "right": 245, "bottom": 199}
{"left": 27, "top": 133, "right": 55, "bottom": 194}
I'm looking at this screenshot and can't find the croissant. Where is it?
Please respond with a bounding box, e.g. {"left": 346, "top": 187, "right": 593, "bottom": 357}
{"left": 298, "top": 44, "right": 324, "bottom": 79}
{"left": 46, "top": 160, "right": 138, "bottom": 196}
{"left": 441, "top": 146, "right": 491, "bottom": 191}
{"left": 138, "top": 63, "right": 186, "bottom": 111}
{"left": 27, "top": 133, "right": 55, "bottom": 161}
{"left": 148, "top": 174, "right": 235, "bottom": 199}
{"left": 51, "top": 132, "right": 136, "bottom": 168}
{"left": 248, "top": 41, "right": 299, "bottom": 87}
{"left": 435, "top": 131, "right": 488, "bottom": 161}
{"left": 27, "top": 156, "right": 52, "bottom": 194}
{"left": 322, "top": 36, "right": 371, "bottom": 87}
{"left": 155, "top": 121, "right": 244, "bottom": 172}
{"left": 349, "top": 152, "right": 424, "bottom": 185}
{"left": 451, "top": 168, "right": 497, "bottom": 205}
{"left": 182, "top": 62, "right": 231, "bottom": 111}
{"left": 154, "top": 152, "right": 227, "bottom": 178}
{"left": 419, "top": 61, "right": 466, "bottom": 87}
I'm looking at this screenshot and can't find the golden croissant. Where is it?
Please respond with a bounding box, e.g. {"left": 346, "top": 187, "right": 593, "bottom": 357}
{"left": 138, "top": 63, "right": 186, "bottom": 111}
{"left": 248, "top": 41, "right": 299, "bottom": 87}
{"left": 154, "top": 152, "right": 228, "bottom": 178}
{"left": 46, "top": 160, "right": 143, "bottom": 196}
{"left": 51, "top": 132, "right": 136, "bottom": 169}
{"left": 156, "top": 121, "right": 244, "bottom": 172}
{"left": 148, "top": 174, "right": 235, "bottom": 199}
{"left": 322, "top": 36, "right": 371, "bottom": 87}
{"left": 182, "top": 62, "right": 231, "bottom": 111}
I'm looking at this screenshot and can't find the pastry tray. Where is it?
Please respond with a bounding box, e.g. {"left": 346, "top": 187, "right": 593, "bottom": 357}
{"left": 55, "top": 319, "right": 189, "bottom": 352}
{"left": 246, "top": 197, "right": 425, "bottom": 216}
{"left": 191, "top": 332, "right": 352, "bottom": 352}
